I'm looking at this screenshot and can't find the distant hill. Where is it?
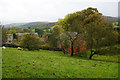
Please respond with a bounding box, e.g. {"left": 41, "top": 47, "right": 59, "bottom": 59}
{"left": 25, "top": 22, "right": 57, "bottom": 29}
{"left": 17, "top": 22, "right": 48, "bottom": 28}
{"left": 4, "top": 16, "right": 118, "bottom": 29}
{"left": 4, "top": 23, "right": 27, "bottom": 28}
{"left": 4, "top": 22, "right": 57, "bottom": 29}
{"left": 103, "top": 16, "right": 118, "bottom": 23}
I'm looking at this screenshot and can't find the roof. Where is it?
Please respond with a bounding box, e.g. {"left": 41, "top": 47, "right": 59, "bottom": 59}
{"left": 16, "top": 33, "right": 26, "bottom": 36}
{"left": 16, "top": 33, "right": 38, "bottom": 36}
{"left": 7, "top": 34, "right": 13, "bottom": 36}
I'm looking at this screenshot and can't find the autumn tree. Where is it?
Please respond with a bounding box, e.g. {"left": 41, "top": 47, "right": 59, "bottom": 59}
{"left": 57, "top": 18, "right": 80, "bottom": 56}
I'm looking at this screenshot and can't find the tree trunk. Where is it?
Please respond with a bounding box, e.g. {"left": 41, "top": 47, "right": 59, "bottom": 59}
{"left": 89, "top": 53, "right": 95, "bottom": 59}
{"left": 89, "top": 50, "right": 97, "bottom": 59}
{"left": 71, "top": 41, "right": 74, "bottom": 56}
{"left": 63, "top": 48, "right": 65, "bottom": 54}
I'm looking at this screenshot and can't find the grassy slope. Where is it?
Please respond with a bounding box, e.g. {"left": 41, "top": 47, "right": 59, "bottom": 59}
{"left": 2, "top": 47, "right": 118, "bottom": 78}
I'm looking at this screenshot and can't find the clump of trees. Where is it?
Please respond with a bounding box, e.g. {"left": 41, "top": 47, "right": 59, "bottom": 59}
{"left": 46, "top": 7, "right": 118, "bottom": 59}
{"left": 20, "top": 34, "right": 40, "bottom": 51}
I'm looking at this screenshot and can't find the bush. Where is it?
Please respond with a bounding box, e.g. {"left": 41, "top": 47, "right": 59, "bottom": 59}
{"left": 20, "top": 34, "right": 40, "bottom": 51}
{"left": 39, "top": 47, "right": 62, "bottom": 51}
{"left": 3, "top": 43, "right": 20, "bottom": 48}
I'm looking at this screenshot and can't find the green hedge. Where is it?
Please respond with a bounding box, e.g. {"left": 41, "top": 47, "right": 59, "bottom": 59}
{"left": 2, "top": 43, "right": 21, "bottom": 48}
{"left": 3, "top": 43, "right": 62, "bottom": 51}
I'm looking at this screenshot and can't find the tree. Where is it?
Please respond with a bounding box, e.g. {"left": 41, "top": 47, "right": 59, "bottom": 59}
{"left": 59, "top": 32, "right": 78, "bottom": 56}
{"left": 20, "top": 34, "right": 40, "bottom": 51}
{"left": 57, "top": 16, "right": 82, "bottom": 56}
{"left": 16, "top": 28, "right": 24, "bottom": 33}
{"left": 46, "top": 25, "right": 64, "bottom": 48}
{"left": 59, "top": 33, "right": 70, "bottom": 54}
{"left": 13, "top": 33, "right": 18, "bottom": 40}
{"left": 35, "top": 28, "right": 44, "bottom": 37}
{"left": 59, "top": 32, "right": 87, "bottom": 57}
{"left": 86, "top": 22, "right": 118, "bottom": 59}
{"left": 2, "top": 26, "right": 8, "bottom": 45}
{"left": 23, "top": 29, "right": 31, "bottom": 32}
{"left": 9, "top": 28, "right": 16, "bottom": 34}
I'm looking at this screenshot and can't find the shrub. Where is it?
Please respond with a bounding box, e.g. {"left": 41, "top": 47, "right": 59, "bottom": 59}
{"left": 3, "top": 43, "right": 20, "bottom": 48}
{"left": 20, "top": 34, "right": 40, "bottom": 51}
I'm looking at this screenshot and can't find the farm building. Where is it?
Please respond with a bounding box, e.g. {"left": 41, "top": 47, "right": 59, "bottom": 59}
{"left": 6, "top": 34, "right": 13, "bottom": 44}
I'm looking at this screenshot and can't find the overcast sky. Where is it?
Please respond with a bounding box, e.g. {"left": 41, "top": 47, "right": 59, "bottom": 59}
{"left": 0, "top": 0, "right": 119, "bottom": 24}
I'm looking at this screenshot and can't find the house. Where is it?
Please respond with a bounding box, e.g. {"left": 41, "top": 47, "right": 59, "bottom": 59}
{"left": 16, "top": 33, "right": 28, "bottom": 41}
{"left": 6, "top": 34, "right": 13, "bottom": 44}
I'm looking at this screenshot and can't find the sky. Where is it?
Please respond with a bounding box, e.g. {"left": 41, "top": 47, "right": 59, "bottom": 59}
{"left": 0, "top": 0, "right": 119, "bottom": 24}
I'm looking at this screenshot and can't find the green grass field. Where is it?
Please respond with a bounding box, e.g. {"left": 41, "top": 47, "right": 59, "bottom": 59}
{"left": 2, "top": 47, "right": 119, "bottom": 78}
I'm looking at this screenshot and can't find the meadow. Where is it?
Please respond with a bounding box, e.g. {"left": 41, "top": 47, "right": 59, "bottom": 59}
{"left": 2, "top": 47, "right": 119, "bottom": 78}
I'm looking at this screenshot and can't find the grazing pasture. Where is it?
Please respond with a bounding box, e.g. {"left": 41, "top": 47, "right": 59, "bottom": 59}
{"left": 2, "top": 47, "right": 119, "bottom": 78}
